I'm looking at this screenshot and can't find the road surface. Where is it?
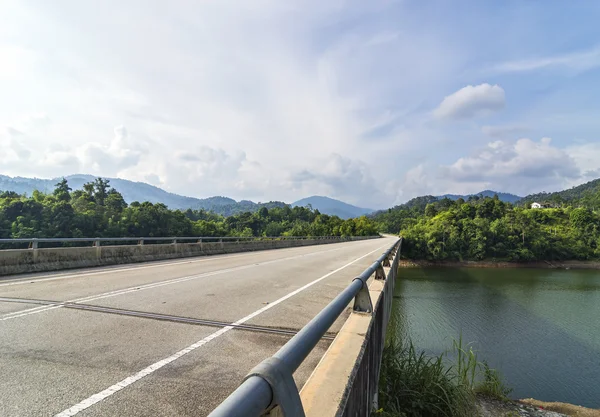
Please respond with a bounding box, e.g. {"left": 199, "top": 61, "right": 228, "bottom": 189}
{"left": 0, "top": 237, "right": 395, "bottom": 416}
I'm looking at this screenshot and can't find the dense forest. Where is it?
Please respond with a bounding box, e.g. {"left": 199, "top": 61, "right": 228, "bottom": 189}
{"left": 373, "top": 191, "right": 600, "bottom": 261}
{"left": 0, "top": 178, "right": 378, "bottom": 241}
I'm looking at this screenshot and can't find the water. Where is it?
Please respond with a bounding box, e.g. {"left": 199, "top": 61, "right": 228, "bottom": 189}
{"left": 391, "top": 267, "right": 600, "bottom": 408}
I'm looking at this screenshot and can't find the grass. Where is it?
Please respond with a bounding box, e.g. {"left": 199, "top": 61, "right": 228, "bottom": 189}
{"left": 376, "top": 337, "right": 511, "bottom": 417}
{"left": 475, "top": 361, "right": 513, "bottom": 399}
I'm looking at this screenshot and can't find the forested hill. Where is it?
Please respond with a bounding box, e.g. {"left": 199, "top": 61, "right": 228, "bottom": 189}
{"left": 371, "top": 191, "right": 520, "bottom": 221}
{"left": 439, "top": 190, "right": 522, "bottom": 203}
{"left": 518, "top": 178, "right": 600, "bottom": 209}
{"left": 0, "top": 174, "right": 287, "bottom": 216}
{"left": 0, "top": 177, "right": 378, "bottom": 240}
{"left": 372, "top": 190, "right": 600, "bottom": 262}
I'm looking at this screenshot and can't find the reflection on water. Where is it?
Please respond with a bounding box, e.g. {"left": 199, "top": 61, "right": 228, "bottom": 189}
{"left": 391, "top": 267, "right": 600, "bottom": 408}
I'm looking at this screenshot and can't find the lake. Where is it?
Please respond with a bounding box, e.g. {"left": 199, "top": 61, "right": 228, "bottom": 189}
{"left": 391, "top": 267, "right": 600, "bottom": 408}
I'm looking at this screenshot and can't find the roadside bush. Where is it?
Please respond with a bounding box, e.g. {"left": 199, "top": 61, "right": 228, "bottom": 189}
{"left": 378, "top": 342, "right": 475, "bottom": 417}
{"left": 377, "top": 338, "right": 511, "bottom": 417}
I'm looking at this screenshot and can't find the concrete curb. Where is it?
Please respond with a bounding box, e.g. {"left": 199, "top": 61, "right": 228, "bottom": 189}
{"left": 0, "top": 237, "right": 378, "bottom": 277}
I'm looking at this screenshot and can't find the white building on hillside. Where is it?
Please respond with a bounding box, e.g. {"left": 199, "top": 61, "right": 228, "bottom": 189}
{"left": 531, "top": 202, "right": 542, "bottom": 209}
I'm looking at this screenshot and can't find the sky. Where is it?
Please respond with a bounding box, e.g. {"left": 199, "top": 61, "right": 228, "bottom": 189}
{"left": 1, "top": 0, "right": 600, "bottom": 208}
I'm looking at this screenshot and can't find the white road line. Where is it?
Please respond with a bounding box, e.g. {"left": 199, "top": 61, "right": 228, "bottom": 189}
{"left": 54, "top": 243, "right": 388, "bottom": 417}
{"left": 0, "top": 242, "right": 364, "bottom": 321}
{"left": 0, "top": 241, "right": 364, "bottom": 287}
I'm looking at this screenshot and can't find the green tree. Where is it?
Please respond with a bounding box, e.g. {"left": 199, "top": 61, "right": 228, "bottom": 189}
{"left": 53, "top": 178, "right": 72, "bottom": 202}
{"left": 570, "top": 208, "right": 593, "bottom": 229}
{"left": 93, "top": 178, "right": 111, "bottom": 206}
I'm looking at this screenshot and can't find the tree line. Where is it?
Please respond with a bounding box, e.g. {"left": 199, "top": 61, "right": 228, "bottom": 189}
{"left": 0, "top": 178, "right": 378, "bottom": 240}
{"left": 517, "top": 178, "right": 600, "bottom": 210}
{"left": 373, "top": 194, "right": 600, "bottom": 261}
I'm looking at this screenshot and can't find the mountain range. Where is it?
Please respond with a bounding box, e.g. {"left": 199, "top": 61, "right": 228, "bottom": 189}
{"left": 370, "top": 189, "right": 524, "bottom": 216}
{"left": 292, "top": 196, "right": 374, "bottom": 219}
{"left": 6, "top": 173, "right": 565, "bottom": 218}
{"left": 438, "top": 190, "right": 522, "bottom": 203}
{"left": 0, "top": 174, "right": 373, "bottom": 219}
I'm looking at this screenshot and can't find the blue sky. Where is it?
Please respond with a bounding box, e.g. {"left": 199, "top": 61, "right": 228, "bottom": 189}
{"left": 1, "top": 0, "right": 599, "bottom": 208}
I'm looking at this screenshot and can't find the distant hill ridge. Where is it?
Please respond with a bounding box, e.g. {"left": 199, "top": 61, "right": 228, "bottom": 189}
{"left": 0, "top": 174, "right": 372, "bottom": 218}
{"left": 369, "top": 190, "right": 522, "bottom": 216}
{"left": 518, "top": 178, "right": 600, "bottom": 207}
{"left": 291, "top": 196, "right": 374, "bottom": 219}
{"left": 0, "top": 174, "right": 287, "bottom": 216}
{"left": 438, "top": 190, "right": 522, "bottom": 203}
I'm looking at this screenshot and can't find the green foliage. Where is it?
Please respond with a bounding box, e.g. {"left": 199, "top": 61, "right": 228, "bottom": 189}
{"left": 453, "top": 336, "right": 478, "bottom": 391}
{"left": 475, "top": 361, "right": 512, "bottom": 400}
{"left": 373, "top": 193, "right": 600, "bottom": 261}
{"left": 0, "top": 179, "right": 379, "bottom": 240}
{"left": 378, "top": 342, "right": 476, "bottom": 417}
{"left": 452, "top": 337, "right": 511, "bottom": 401}
{"left": 377, "top": 338, "right": 511, "bottom": 417}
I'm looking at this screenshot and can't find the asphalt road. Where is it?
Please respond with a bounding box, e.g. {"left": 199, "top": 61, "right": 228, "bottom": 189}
{"left": 0, "top": 237, "right": 395, "bottom": 417}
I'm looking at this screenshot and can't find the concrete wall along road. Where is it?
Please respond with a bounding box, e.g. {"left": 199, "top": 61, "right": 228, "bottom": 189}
{"left": 0, "top": 236, "right": 377, "bottom": 276}
{"left": 300, "top": 239, "right": 400, "bottom": 417}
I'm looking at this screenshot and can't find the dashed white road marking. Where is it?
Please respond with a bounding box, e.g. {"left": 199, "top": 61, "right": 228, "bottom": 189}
{"left": 53, "top": 243, "right": 389, "bottom": 417}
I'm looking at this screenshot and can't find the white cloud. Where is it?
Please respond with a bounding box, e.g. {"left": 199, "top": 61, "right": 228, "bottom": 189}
{"left": 492, "top": 46, "right": 600, "bottom": 74}
{"left": 434, "top": 84, "right": 505, "bottom": 120}
{"left": 565, "top": 142, "right": 600, "bottom": 181}
{"left": 0, "top": 44, "right": 37, "bottom": 80}
{"left": 387, "top": 137, "right": 600, "bottom": 201}
{"left": 175, "top": 146, "right": 247, "bottom": 182}
{"left": 439, "top": 137, "right": 581, "bottom": 194}
{"left": 0, "top": 0, "right": 463, "bottom": 207}
{"left": 386, "top": 164, "right": 435, "bottom": 204}
{"left": 78, "top": 126, "right": 145, "bottom": 176}
{"left": 1, "top": 127, "right": 31, "bottom": 161}
{"left": 288, "top": 153, "right": 386, "bottom": 207}
{"left": 1, "top": 1, "right": 598, "bottom": 208}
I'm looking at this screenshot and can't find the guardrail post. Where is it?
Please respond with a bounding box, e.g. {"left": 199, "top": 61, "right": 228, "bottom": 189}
{"left": 219, "top": 238, "right": 224, "bottom": 249}
{"left": 243, "top": 358, "right": 305, "bottom": 417}
{"left": 172, "top": 238, "right": 177, "bottom": 245}
{"left": 375, "top": 264, "right": 386, "bottom": 280}
{"left": 93, "top": 238, "right": 101, "bottom": 261}
{"left": 138, "top": 239, "right": 144, "bottom": 246}
{"left": 198, "top": 238, "right": 203, "bottom": 251}
{"left": 30, "top": 239, "right": 39, "bottom": 263}
{"left": 352, "top": 279, "right": 373, "bottom": 313}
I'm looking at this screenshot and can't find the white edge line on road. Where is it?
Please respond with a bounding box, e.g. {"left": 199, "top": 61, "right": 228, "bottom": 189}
{"left": 0, "top": 240, "right": 366, "bottom": 287}
{"left": 53, "top": 243, "right": 389, "bottom": 417}
{"left": 1, "top": 243, "right": 355, "bottom": 321}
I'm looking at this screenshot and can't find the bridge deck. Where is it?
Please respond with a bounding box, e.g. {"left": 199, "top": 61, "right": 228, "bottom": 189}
{"left": 0, "top": 237, "right": 395, "bottom": 417}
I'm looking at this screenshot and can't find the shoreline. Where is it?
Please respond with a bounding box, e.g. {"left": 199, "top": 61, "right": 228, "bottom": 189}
{"left": 399, "top": 259, "right": 600, "bottom": 270}
{"left": 478, "top": 396, "right": 600, "bottom": 416}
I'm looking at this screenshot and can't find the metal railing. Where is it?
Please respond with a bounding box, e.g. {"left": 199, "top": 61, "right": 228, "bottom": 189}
{"left": 208, "top": 238, "right": 402, "bottom": 417}
{"left": 0, "top": 235, "right": 372, "bottom": 250}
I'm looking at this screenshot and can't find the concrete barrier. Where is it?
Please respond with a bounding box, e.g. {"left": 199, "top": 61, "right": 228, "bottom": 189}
{"left": 0, "top": 237, "right": 378, "bottom": 276}
{"left": 300, "top": 242, "right": 398, "bottom": 417}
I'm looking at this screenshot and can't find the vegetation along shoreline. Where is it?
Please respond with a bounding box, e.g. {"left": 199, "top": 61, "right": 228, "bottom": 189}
{"left": 398, "top": 259, "right": 600, "bottom": 269}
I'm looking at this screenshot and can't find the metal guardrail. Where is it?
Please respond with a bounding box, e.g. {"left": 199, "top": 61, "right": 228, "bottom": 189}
{"left": 0, "top": 236, "right": 365, "bottom": 249}
{"left": 208, "top": 238, "right": 402, "bottom": 417}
